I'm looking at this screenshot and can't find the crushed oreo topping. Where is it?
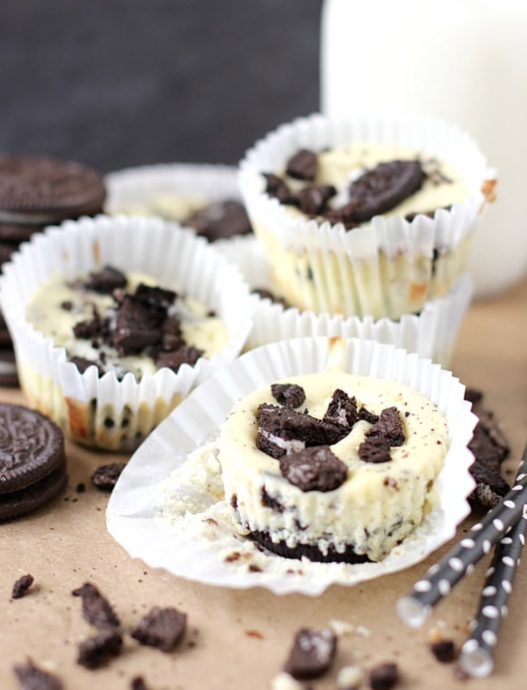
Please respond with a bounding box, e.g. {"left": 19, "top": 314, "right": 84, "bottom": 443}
{"left": 256, "top": 404, "right": 349, "bottom": 459}
{"left": 71, "top": 582, "right": 120, "bottom": 630}
{"left": 358, "top": 406, "right": 379, "bottom": 424}
{"left": 91, "top": 463, "right": 127, "bottom": 492}
{"left": 285, "top": 149, "right": 318, "bottom": 181}
{"left": 279, "top": 445, "right": 347, "bottom": 492}
{"left": 430, "top": 639, "right": 456, "bottom": 663}
{"left": 466, "top": 388, "right": 511, "bottom": 509}
{"left": 155, "top": 345, "right": 204, "bottom": 373}
{"left": 263, "top": 173, "right": 296, "bottom": 204}
{"left": 369, "top": 662, "right": 400, "bottom": 690}
{"left": 183, "top": 200, "right": 252, "bottom": 242}
{"left": 83, "top": 266, "right": 127, "bottom": 294}
{"left": 11, "top": 574, "right": 34, "bottom": 599}
{"left": 131, "top": 678, "right": 150, "bottom": 690}
{"left": 69, "top": 356, "right": 102, "bottom": 375}
{"left": 366, "top": 407, "right": 405, "bottom": 447}
{"left": 283, "top": 627, "right": 337, "bottom": 680}
{"left": 323, "top": 389, "right": 358, "bottom": 429}
{"left": 359, "top": 435, "right": 392, "bottom": 464}
{"left": 297, "top": 184, "right": 336, "bottom": 216}
{"left": 252, "top": 287, "right": 291, "bottom": 309}
{"left": 77, "top": 628, "right": 123, "bottom": 669}
{"left": 271, "top": 383, "right": 306, "bottom": 409}
{"left": 131, "top": 606, "right": 187, "bottom": 652}
{"left": 13, "top": 659, "right": 63, "bottom": 690}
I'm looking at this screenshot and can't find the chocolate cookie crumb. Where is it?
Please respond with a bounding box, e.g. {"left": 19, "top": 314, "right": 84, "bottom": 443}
{"left": 12, "top": 574, "right": 34, "bottom": 599}
{"left": 77, "top": 628, "right": 123, "bottom": 669}
{"left": 131, "top": 677, "right": 150, "bottom": 690}
{"left": 369, "top": 662, "right": 399, "bottom": 690}
{"left": 430, "top": 639, "right": 456, "bottom": 662}
{"left": 131, "top": 606, "right": 187, "bottom": 652}
{"left": 91, "top": 463, "right": 126, "bottom": 492}
{"left": 286, "top": 149, "right": 318, "bottom": 181}
{"left": 279, "top": 446, "right": 347, "bottom": 492}
{"left": 271, "top": 383, "right": 306, "bottom": 409}
{"left": 284, "top": 627, "right": 337, "bottom": 679}
{"left": 13, "top": 658, "right": 63, "bottom": 690}
{"left": 75, "top": 482, "right": 86, "bottom": 493}
{"left": 71, "top": 582, "right": 120, "bottom": 629}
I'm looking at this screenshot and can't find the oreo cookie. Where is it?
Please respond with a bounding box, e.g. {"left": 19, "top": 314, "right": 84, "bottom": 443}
{"left": 0, "top": 155, "right": 106, "bottom": 224}
{"left": 182, "top": 200, "right": 252, "bottom": 242}
{"left": 0, "top": 403, "right": 67, "bottom": 520}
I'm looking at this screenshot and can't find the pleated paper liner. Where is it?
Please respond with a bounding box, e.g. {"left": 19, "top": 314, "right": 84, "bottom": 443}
{"left": 238, "top": 112, "right": 494, "bottom": 320}
{"left": 0, "top": 214, "right": 254, "bottom": 451}
{"left": 107, "top": 336, "right": 477, "bottom": 595}
{"left": 105, "top": 162, "right": 242, "bottom": 222}
{"left": 218, "top": 235, "right": 473, "bottom": 367}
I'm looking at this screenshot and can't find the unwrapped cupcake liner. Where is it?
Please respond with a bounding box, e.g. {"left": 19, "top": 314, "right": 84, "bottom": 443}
{"left": 105, "top": 162, "right": 241, "bottom": 221}
{"left": 218, "top": 236, "right": 473, "bottom": 366}
{"left": 0, "top": 214, "right": 254, "bottom": 451}
{"left": 107, "top": 336, "right": 477, "bottom": 595}
{"left": 238, "top": 113, "right": 494, "bottom": 319}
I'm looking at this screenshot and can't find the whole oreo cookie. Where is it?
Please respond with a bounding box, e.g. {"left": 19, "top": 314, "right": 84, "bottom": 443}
{"left": 0, "top": 403, "right": 67, "bottom": 519}
{"left": 0, "top": 155, "right": 106, "bottom": 224}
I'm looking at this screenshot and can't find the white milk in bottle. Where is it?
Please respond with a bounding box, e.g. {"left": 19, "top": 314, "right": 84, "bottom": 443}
{"left": 321, "top": 0, "right": 527, "bottom": 297}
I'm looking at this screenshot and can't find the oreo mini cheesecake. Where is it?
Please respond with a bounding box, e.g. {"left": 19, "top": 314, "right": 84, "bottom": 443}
{"left": 239, "top": 114, "right": 494, "bottom": 319}
{"left": 0, "top": 215, "right": 253, "bottom": 451}
{"left": 219, "top": 370, "right": 449, "bottom": 563}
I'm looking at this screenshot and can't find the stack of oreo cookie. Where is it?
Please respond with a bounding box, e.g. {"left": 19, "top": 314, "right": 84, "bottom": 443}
{"left": 0, "top": 155, "right": 106, "bottom": 387}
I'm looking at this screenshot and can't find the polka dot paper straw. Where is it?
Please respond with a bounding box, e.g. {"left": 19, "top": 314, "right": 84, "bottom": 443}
{"left": 459, "top": 451, "right": 527, "bottom": 677}
{"left": 396, "top": 445, "right": 527, "bottom": 629}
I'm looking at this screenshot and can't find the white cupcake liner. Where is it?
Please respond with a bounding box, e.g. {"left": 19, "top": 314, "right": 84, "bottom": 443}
{"left": 105, "top": 162, "right": 242, "bottom": 220}
{"left": 218, "top": 236, "right": 473, "bottom": 367}
{"left": 106, "top": 336, "right": 477, "bottom": 595}
{"left": 238, "top": 113, "right": 494, "bottom": 319}
{"left": 0, "top": 214, "right": 254, "bottom": 451}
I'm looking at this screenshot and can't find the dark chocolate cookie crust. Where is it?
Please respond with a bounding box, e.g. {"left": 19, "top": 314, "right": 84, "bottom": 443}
{"left": 0, "top": 155, "right": 106, "bottom": 221}
{"left": 249, "top": 529, "right": 371, "bottom": 564}
{"left": 0, "top": 403, "right": 65, "bottom": 493}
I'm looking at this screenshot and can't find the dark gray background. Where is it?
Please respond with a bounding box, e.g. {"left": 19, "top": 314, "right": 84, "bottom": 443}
{"left": 0, "top": 0, "right": 322, "bottom": 174}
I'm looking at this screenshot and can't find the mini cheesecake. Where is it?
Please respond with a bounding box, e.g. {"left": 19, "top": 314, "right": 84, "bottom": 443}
{"left": 218, "top": 371, "right": 449, "bottom": 562}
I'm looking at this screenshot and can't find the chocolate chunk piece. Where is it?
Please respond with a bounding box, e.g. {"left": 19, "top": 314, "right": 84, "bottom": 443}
{"left": 346, "top": 160, "right": 425, "bottom": 223}
{"left": 279, "top": 446, "right": 347, "bottom": 492}
{"left": 77, "top": 628, "right": 123, "bottom": 669}
{"left": 466, "top": 389, "right": 511, "bottom": 509}
{"left": 131, "top": 678, "right": 151, "bottom": 690}
{"left": 323, "top": 389, "right": 358, "bottom": 429}
{"left": 71, "top": 582, "right": 120, "bottom": 629}
{"left": 430, "top": 639, "right": 456, "bottom": 663}
{"left": 256, "top": 404, "right": 349, "bottom": 459}
{"left": 83, "top": 266, "right": 127, "bottom": 294}
{"left": 359, "top": 435, "right": 392, "bottom": 464}
{"left": 283, "top": 627, "right": 337, "bottom": 679}
{"left": 263, "top": 173, "right": 296, "bottom": 204}
{"left": 155, "top": 346, "right": 204, "bottom": 373}
{"left": 358, "top": 406, "right": 380, "bottom": 424}
{"left": 133, "top": 283, "right": 176, "bottom": 310}
{"left": 91, "top": 462, "right": 126, "bottom": 492}
{"left": 131, "top": 606, "right": 187, "bottom": 652}
{"left": 297, "top": 184, "right": 336, "bottom": 215}
{"left": 366, "top": 407, "right": 405, "bottom": 447}
{"left": 13, "top": 659, "right": 63, "bottom": 690}
{"left": 271, "top": 383, "right": 306, "bottom": 409}
{"left": 12, "top": 574, "right": 34, "bottom": 599}
{"left": 286, "top": 149, "right": 318, "bottom": 181}
{"left": 369, "top": 662, "right": 399, "bottom": 690}
{"left": 183, "top": 200, "right": 252, "bottom": 242}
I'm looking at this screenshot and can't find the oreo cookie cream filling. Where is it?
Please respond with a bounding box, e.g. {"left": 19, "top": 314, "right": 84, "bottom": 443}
{"left": 25, "top": 265, "right": 227, "bottom": 380}
{"left": 218, "top": 371, "right": 449, "bottom": 562}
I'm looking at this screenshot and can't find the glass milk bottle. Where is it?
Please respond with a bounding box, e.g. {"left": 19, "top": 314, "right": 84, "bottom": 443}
{"left": 321, "top": 0, "right": 527, "bottom": 297}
